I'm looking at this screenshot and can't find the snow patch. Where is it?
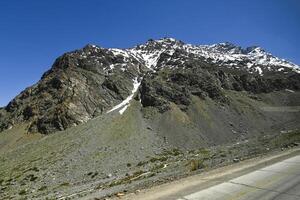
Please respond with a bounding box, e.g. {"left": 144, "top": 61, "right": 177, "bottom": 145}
{"left": 110, "top": 48, "right": 130, "bottom": 58}
{"left": 247, "top": 63, "right": 253, "bottom": 68}
{"left": 255, "top": 67, "right": 263, "bottom": 75}
{"left": 109, "top": 64, "right": 115, "bottom": 70}
{"left": 107, "top": 77, "right": 141, "bottom": 115}
{"left": 285, "top": 89, "right": 295, "bottom": 93}
{"left": 119, "top": 105, "right": 129, "bottom": 115}
{"left": 278, "top": 68, "right": 284, "bottom": 72}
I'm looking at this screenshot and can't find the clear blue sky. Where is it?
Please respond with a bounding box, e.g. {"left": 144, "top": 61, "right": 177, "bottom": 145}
{"left": 0, "top": 0, "right": 299, "bottom": 107}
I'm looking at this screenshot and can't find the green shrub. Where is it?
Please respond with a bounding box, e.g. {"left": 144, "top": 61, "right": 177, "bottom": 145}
{"left": 189, "top": 159, "right": 205, "bottom": 171}
{"left": 60, "top": 182, "right": 70, "bottom": 187}
{"left": 19, "top": 189, "right": 27, "bottom": 195}
{"left": 38, "top": 186, "right": 47, "bottom": 191}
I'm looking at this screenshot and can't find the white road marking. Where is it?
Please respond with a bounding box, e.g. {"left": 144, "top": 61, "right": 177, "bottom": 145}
{"left": 180, "top": 156, "right": 300, "bottom": 200}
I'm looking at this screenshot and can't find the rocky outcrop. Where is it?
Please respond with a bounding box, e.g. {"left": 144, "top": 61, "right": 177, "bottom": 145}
{"left": 140, "top": 66, "right": 300, "bottom": 113}
{"left": 0, "top": 45, "right": 143, "bottom": 134}
{"left": 140, "top": 68, "right": 228, "bottom": 112}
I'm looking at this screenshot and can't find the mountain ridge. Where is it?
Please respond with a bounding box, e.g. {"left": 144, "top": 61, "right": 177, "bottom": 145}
{"left": 0, "top": 38, "right": 299, "bottom": 134}
{"left": 0, "top": 38, "right": 300, "bottom": 200}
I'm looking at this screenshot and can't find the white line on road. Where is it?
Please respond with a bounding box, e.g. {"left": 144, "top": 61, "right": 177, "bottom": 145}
{"left": 181, "top": 155, "right": 300, "bottom": 200}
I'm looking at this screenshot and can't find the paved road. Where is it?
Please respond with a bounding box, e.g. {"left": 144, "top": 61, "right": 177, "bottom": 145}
{"left": 179, "top": 155, "right": 300, "bottom": 200}
{"left": 118, "top": 151, "right": 300, "bottom": 200}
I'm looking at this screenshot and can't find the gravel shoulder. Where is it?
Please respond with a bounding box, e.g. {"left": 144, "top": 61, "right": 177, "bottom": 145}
{"left": 107, "top": 148, "right": 300, "bottom": 200}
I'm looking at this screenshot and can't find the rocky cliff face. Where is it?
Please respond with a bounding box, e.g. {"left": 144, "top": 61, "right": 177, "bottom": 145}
{"left": 1, "top": 38, "right": 299, "bottom": 134}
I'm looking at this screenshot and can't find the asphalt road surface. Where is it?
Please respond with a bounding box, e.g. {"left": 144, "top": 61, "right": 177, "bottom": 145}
{"left": 119, "top": 150, "right": 300, "bottom": 200}
{"left": 179, "top": 155, "right": 300, "bottom": 200}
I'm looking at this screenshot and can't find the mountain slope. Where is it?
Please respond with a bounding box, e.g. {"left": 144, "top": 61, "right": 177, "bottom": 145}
{"left": 0, "top": 38, "right": 300, "bottom": 199}
{"left": 0, "top": 89, "right": 299, "bottom": 199}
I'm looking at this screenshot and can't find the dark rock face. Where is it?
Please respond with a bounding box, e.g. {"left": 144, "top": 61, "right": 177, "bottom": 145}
{"left": 1, "top": 45, "right": 143, "bottom": 134}
{"left": 0, "top": 38, "right": 299, "bottom": 134}
{"left": 140, "top": 66, "right": 300, "bottom": 113}
{"left": 140, "top": 68, "right": 227, "bottom": 112}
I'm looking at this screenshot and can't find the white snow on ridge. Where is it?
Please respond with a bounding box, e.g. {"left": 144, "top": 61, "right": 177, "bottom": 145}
{"left": 182, "top": 43, "right": 300, "bottom": 74}
{"left": 255, "top": 66, "right": 263, "bottom": 75}
{"left": 103, "top": 38, "right": 300, "bottom": 75}
{"left": 128, "top": 38, "right": 179, "bottom": 69}
{"left": 129, "top": 48, "right": 164, "bottom": 69}
{"left": 140, "top": 51, "right": 162, "bottom": 69}
{"left": 109, "top": 48, "right": 130, "bottom": 58}
{"left": 106, "top": 77, "right": 141, "bottom": 115}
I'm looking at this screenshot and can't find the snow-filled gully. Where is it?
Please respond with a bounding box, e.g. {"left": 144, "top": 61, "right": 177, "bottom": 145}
{"left": 106, "top": 77, "right": 141, "bottom": 115}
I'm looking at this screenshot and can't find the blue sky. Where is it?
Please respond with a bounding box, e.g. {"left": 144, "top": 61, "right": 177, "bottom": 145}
{"left": 0, "top": 0, "right": 299, "bottom": 107}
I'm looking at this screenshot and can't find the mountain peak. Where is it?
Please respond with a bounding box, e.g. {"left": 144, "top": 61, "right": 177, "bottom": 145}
{"left": 148, "top": 37, "right": 182, "bottom": 43}
{"left": 245, "top": 46, "right": 265, "bottom": 54}
{"left": 142, "top": 37, "right": 185, "bottom": 49}
{"left": 216, "top": 42, "right": 237, "bottom": 47}
{"left": 83, "top": 44, "right": 101, "bottom": 49}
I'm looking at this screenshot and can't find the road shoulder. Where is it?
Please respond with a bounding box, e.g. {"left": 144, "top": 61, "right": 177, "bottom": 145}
{"left": 116, "top": 148, "right": 300, "bottom": 200}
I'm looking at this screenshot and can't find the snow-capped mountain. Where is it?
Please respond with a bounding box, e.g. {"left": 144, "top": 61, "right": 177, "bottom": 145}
{"left": 129, "top": 38, "right": 299, "bottom": 75}
{"left": 1, "top": 38, "right": 299, "bottom": 134}
{"left": 68, "top": 38, "right": 300, "bottom": 76}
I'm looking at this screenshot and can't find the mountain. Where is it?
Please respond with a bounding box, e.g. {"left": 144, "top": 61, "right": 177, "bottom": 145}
{"left": 0, "top": 38, "right": 299, "bottom": 199}
{"left": 0, "top": 38, "right": 299, "bottom": 134}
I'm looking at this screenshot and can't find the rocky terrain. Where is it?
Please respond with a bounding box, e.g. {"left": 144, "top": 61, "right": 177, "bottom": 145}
{"left": 0, "top": 38, "right": 299, "bottom": 199}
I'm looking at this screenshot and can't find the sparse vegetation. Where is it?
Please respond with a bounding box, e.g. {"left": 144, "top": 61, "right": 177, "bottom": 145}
{"left": 137, "top": 161, "right": 147, "bottom": 166}
{"left": 188, "top": 159, "right": 206, "bottom": 171}
{"left": 149, "top": 156, "right": 168, "bottom": 163}
{"left": 150, "top": 163, "right": 165, "bottom": 171}
{"left": 23, "top": 174, "right": 38, "bottom": 182}
{"left": 18, "top": 189, "right": 26, "bottom": 195}
{"left": 59, "top": 182, "right": 70, "bottom": 187}
{"left": 91, "top": 172, "right": 99, "bottom": 178}
{"left": 38, "top": 186, "right": 47, "bottom": 191}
